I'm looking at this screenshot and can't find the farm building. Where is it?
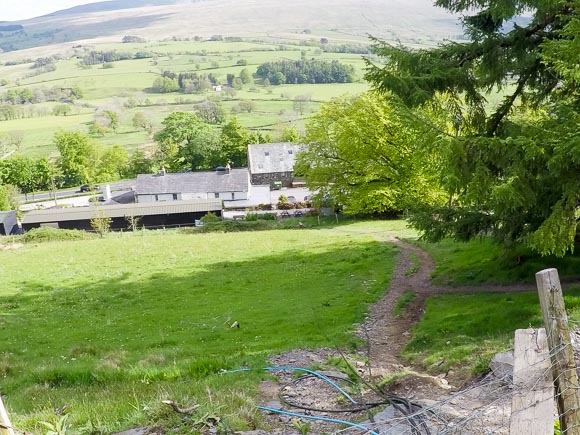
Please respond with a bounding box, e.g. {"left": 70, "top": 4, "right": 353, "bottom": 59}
{"left": 247, "top": 142, "right": 303, "bottom": 188}
{"left": 21, "top": 199, "right": 222, "bottom": 232}
{"left": 135, "top": 168, "right": 249, "bottom": 203}
{"left": 0, "top": 211, "right": 18, "bottom": 235}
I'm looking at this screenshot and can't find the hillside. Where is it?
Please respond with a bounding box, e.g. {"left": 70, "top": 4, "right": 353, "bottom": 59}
{"left": 0, "top": 0, "right": 462, "bottom": 53}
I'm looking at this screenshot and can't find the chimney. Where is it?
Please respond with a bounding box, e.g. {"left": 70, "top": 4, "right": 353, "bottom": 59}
{"left": 161, "top": 167, "right": 166, "bottom": 176}
{"left": 226, "top": 163, "right": 231, "bottom": 174}
{"left": 103, "top": 184, "right": 112, "bottom": 201}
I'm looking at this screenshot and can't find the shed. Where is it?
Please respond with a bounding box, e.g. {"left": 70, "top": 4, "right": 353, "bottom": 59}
{"left": 21, "top": 199, "right": 222, "bottom": 232}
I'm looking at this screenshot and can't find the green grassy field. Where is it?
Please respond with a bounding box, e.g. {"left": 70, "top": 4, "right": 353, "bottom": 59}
{"left": 0, "top": 222, "right": 399, "bottom": 433}
{"left": 404, "top": 287, "right": 580, "bottom": 378}
{"left": 0, "top": 40, "right": 370, "bottom": 158}
{"left": 414, "top": 237, "right": 580, "bottom": 286}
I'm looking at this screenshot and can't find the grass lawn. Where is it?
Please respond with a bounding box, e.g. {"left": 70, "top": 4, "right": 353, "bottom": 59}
{"left": 414, "top": 237, "right": 580, "bottom": 286}
{"left": 0, "top": 222, "right": 399, "bottom": 433}
{"left": 404, "top": 287, "right": 580, "bottom": 378}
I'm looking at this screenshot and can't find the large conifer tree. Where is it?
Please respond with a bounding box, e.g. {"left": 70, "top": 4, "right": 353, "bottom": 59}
{"left": 366, "top": 0, "right": 580, "bottom": 256}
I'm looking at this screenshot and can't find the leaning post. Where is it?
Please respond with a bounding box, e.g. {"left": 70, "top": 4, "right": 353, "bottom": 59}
{"left": 536, "top": 268, "right": 580, "bottom": 434}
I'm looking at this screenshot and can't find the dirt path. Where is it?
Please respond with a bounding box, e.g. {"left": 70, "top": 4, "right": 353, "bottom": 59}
{"left": 256, "top": 231, "right": 537, "bottom": 433}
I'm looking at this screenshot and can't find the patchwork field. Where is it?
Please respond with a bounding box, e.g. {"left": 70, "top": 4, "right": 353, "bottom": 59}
{"left": 0, "top": 39, "right": 371, "bottom": 158}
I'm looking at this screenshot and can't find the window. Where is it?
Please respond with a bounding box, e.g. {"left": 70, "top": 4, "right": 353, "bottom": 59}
{"left": 214, "top": 192, "right": 220, "bottom": 198}
{"left": 288, "top": 150, "right": 293, "bottom": 155}
{"left": 172, "top": 194, "right": 178, "bottom": 200}
{"left": 265, "top": 151, "right": 269, "bottom": 156}
{"left": 231, "top": 192, "right": 235, "bottom": 200}
{"left": 154, "top": 194, "right": 158, "bottom": 201}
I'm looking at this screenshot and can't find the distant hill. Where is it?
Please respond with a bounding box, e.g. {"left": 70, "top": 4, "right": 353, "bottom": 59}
{"left": 0, "top": 0, "right": 463, "bottom": 53}
{"left": 43, "top": 0, "right": 185, "bottom": 17}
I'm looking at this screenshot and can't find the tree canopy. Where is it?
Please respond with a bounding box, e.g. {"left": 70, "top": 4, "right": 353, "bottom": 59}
{"left": 295, "top": 93, "right": 442, "bottom": 214}
{"left": 365, "top": 0, "right": 580, "bottom": 256}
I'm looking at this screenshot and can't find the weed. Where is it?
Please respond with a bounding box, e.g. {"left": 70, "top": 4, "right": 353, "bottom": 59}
{"left": 404, "top": 253, "right": 419, "bottom": 277}
{"left": 393, "top": 292, "right": 416, "bottom": 317}
{"left": 293, "top": 420, "right": 311, "bottom": 434}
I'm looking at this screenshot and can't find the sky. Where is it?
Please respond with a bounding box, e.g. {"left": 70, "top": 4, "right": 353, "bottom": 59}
{"left": 1, "top": 0, "right": 94, "bottom": 21}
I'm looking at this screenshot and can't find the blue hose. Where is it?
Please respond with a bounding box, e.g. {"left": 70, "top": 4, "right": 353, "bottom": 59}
{"left": 221, "top": 366, "right": 356, "bottom": 403}
{"left": 257, "top": 406, "right": 379, "bottom": 435}
{"left": 222, "top": 366, "right": 377, "bottom": 433}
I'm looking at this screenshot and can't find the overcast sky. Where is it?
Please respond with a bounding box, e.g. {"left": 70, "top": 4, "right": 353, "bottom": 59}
{"left": 1, "top": 1, "right": 93, "bottom": 21}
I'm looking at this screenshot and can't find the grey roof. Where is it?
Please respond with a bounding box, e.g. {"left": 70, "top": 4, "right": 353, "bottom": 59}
{"left": 248, "top": 143, "right": 304, "bottom": 175}
{"left": 136, "top": 169, "right": 249, "bottom": 195}
{"left": 21, "top": 199, "right": 222, "bottom": 225}
{"left": 0, "top": 211, "right": 16, "bottom": 224}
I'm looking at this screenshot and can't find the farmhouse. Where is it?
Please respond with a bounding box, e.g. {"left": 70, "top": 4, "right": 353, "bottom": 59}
{"left": 21, "top": 199, "right": 222, "bottom": 232}
{"left": 0, "top": 211, "right": 18, "bottom": 235}
{"left": 135, "top": 168, "right": 249, "bottom": 203}
{"left": 247, "top": 142, "right": 303, "bottom": 188}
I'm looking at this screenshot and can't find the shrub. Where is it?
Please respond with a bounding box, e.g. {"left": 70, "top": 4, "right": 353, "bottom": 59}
{"left": 277, "top": 202, "right": 294, "bottom": 210}
{"left": 22, "top": 227, "right": 93, "bottom": 243}
{"left": 200, "top": 212, "right": 221, "bottom": 223}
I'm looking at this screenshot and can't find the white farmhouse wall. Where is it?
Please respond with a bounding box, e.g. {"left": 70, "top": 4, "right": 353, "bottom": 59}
{"left": 182, "top": 192, "right": 209, "bottom": 200}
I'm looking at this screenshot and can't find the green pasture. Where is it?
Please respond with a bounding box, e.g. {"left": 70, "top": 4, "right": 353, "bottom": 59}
{"left": 0, "top": 40, "right": 370, "bottom": 157}
{"left": 404, "top": 287, "right": 580, "bottom": 378}
{"left": 0, "top": 222, "right": 399, "bottom": 433}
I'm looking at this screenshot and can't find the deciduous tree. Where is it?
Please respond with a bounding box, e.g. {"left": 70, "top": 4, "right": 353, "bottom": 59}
{"left": 296, "top": 93, "right": 442, "bottom": 214}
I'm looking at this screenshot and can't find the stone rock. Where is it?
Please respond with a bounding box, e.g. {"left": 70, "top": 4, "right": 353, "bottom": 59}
{"left": 317, "top": 370, "right": 350, "bottom": 381}
{"left": 489, "top": 350, "right": 514, "bottom": 379}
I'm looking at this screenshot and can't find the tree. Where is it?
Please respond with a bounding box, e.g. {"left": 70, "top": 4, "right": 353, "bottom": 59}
{"left": 132, "top": 112, "right": 151, "bottom": 132}
{"left": 52, "top": 104, "right": 71, "bottom": 116}
{"left": 238, "top": 100, "right": 256, "bottom": 113}
{"left": 293, "top": 94, "right": 311, "bottom": 115}
{"left": 154, "top": 112, "right": 221, "bottom": 171}
{"left": 91, "top": 206, "right": 112, "bottom": 238}
{"left": 54, "top": 131, "right": 97, "bottom": 187}
{"left": 281, "top": 125, "right": 301, "bottom": 143}
{"left": 152, "top": 76, "right": 179, "bottom": 93}
{"left": 365, "top": 0, "right": 580, "bottom": 257}
{"left": 220, "top": 117, "right": 250, "bottom": 167}
{"left": 193, "top": 100, "right": 226, "bottom": 124}
{"left": 239, "top": 68, "right": 252, "bottom": 84}
{"left": 126, "top": 150, "right": 156, "bottom": 177}
{"left": 98, "top": 145, "right": 129, "bottom": 181}
{"left": 0, "top": 184, "right": 19, "bottom": 211}
{"left": 295, "top": 93, "right": 442, "bottom": 215}
{"left": 103, "top": 110, "right": 120, "bottom": 132}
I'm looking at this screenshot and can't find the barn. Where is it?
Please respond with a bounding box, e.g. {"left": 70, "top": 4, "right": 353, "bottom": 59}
{"left": 21, "top": 199, "right": 222, "bottom": 232}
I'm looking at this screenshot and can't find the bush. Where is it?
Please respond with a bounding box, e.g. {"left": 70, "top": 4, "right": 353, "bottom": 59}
{"left": 277, "top": 202, "right": 295, "bottom": 210}
{"left": 22, "top": 227, "right": 93, "bottom": 243}
{"left": 200, "top": 212, "right": 221, "bottom": 223}
{"left": 245, "top": 213, "right": 276, "bottom": 221}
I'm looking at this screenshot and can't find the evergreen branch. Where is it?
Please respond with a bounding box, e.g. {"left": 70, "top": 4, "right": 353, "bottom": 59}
{"left": 486, "top": 61, "right": 538, "bottom": 136}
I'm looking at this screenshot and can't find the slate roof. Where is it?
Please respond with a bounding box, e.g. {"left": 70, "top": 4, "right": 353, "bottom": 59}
{"left": 247, "top": 143, "right": 303, "bottom": 175}
{"left": 21, "top": 199, "right": 222, "bottom": 225}
{"left": 136, "top": 169, "right": 249, "bottom": 195}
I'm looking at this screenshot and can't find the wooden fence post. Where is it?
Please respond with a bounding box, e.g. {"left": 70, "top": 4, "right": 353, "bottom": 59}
{"left": 510, "top": 328, "right": 554, "bottom": 435}
{"left": 0, "top": 396, "right": 15, "bottom": 435}
{"left": 536, "top": 268, "right": 580, "bottom": 434}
